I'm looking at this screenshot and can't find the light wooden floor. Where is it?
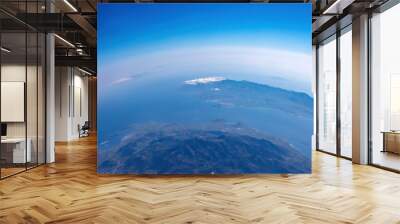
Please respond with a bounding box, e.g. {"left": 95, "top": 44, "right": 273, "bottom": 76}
{"left": 373, "top": 150, "right": 400, "bottom": 171}
{"left": 1, "top": 167, "right": 26, "bottom": 178}
{"left": 1, "top": 135, "right": 400, "bottom": 224}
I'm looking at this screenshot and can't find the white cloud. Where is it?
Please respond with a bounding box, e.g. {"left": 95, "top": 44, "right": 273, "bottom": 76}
{"left": 111, "top": 77, "right": 133, "bottom": 85}
{"left": 184, "top": 76, "right": 226, "bottom": 85}
{"left": 109, "top": 73, "right": 149, "bottom": 86}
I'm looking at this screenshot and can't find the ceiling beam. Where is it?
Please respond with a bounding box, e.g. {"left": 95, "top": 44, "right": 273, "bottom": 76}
{"left": 67, "top": 13, "right": 97, "bottom": 46}
{"left": 55, "top": 55, "right": 96, "bottom": 72}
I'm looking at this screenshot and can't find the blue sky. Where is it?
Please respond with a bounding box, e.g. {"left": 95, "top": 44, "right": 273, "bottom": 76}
{"left": 99, "top": 4, "right": 310, "bottom": 60}
{"left": 98, "top": 4, "right": 312, "bottom": 93}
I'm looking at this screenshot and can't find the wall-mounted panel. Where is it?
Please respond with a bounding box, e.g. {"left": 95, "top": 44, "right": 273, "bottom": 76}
{"left": 1, "top": 82, "right": 25, "bottom": 122}
{"left": 98, "top": 3, "right": 313, "bottom": 174}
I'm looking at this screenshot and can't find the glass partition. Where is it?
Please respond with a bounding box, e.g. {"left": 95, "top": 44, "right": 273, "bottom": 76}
{"left": 316, "top": 25, "right": 354, "bottom": 159}
{"left": 0, "top": 2, "right": 46, "bottom": 179}
{"left": 339, "top": 27, "right": 352, "bottom": 158}
{"left": 27, "top": 30, "right": 38, "bottom": 169}
{"left": 317, "top": 35, "right": 337, "bottom": 154}
{"left": 38, "top": 32, "right": 46, "bottom": 165}
{"left": 1, "top": 31, "right": 28, "bottom": 177}
{"left": 370, "top": 3, "right": 400, "bottom": 171}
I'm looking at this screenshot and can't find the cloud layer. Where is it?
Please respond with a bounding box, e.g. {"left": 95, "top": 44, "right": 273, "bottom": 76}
{"left": 100, "top": 45, "right": 311, "bottom": 92}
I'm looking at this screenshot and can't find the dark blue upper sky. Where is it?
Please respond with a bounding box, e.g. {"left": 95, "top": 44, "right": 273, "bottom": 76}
{"left": 98, "top": 3, "right": 311, "bottom": 62}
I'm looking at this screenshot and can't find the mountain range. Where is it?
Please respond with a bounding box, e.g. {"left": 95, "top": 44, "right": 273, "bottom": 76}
{"left": 98, "top": 77, "right": 313, "bottom": 174}
{"left": 99, "top": 124, "right": 311, "bottom": 174}
{"left": 182, "top": 78, "right": 312, "bottom": 115}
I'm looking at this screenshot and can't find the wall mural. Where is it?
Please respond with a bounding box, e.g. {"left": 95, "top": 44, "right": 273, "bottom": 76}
{"left": 98, "top": 3, "right": 313, "bottom": 174}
